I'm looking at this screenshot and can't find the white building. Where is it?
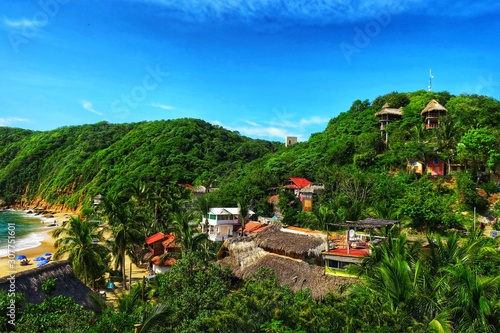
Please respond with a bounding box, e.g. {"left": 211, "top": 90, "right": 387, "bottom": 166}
{"left": 200, "top": 207, "right": 254, "bottom": 241}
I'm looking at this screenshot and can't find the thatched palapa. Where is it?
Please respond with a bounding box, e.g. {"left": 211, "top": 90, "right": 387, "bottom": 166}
{"left": 374, "top": 102, "right": 403, "bottom": 117}
{"left": 0, "top": 260, "right": 97, "bottom": 310}
{"left": 252, "top": 224, "right": 326, "bottom": 260}
{"left": 420, "top": 99, "right": 448, "bottom": 115}
{"left": 219, "top": 253, "right": 354, "bottom": 300}
{"left": 217, "top": 225, "right": 352, "bottom": 299}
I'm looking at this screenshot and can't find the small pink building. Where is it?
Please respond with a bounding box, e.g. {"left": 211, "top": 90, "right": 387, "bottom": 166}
{"left": 426, "top": 158, "right": 446, "bottom": 176}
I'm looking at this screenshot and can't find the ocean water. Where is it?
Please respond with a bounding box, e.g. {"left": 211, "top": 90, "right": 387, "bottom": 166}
{"left": 0, "top": 210, "right": 52, "bottom": 258}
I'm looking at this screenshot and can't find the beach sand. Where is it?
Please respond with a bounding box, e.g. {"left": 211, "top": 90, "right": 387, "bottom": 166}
{"left": 0, "top": 211, "right": 149, "bottom": 305}
{"left": 0, "top": 212, "right": 71, "bottom": 278}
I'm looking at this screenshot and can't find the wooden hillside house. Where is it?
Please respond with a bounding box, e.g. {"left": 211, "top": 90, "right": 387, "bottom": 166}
{"left": 421, "top": 99, "right": 448, "bottom": 129}
{"left": 426, "top": 157, "right": 446, "bottom": 176}
{"left": 145, "top": 232, "right": 179, "bottom": 274}
{"left": 374, "top": 102, "right": 403, "bottom": 143}
{"left": 408, "top": 160, "right": 425, "bottom": 175}
{"left": 146, "top": 232, "right": 167, "bottom": 256}
{"left": 282, "top": 178, "right": 324, "bottom": 212}
{"left": 201, "top": 207, "right": 255, "bottom": 241}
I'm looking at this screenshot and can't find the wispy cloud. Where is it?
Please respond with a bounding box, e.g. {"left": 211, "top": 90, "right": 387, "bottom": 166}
{"left": 81, "top": 100, "right": 103, "bottom": 116}
{"left": 299, "top": 116, "right": 329, "bottom": 125}
{"left": 0, "top": 117, "right": 29, "bottom": 127}
{"left": 215, "top": 120, "right": 290, "bottom": 139}
{"left": 136, "top": 0, "right": 423, "bottom": 24}
{"left": 3, "top": 17, "right": 41, "bottom": 29}
{"left": 150, "top": 103, "right": 176, "bottom": 110}
{"left": 134, "top": 0, "right": 498, "bottom": 25}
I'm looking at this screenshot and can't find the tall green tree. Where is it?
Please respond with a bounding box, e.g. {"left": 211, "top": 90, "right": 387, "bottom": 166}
{"left": 100, "top": 194, "right": 144, "bottom": 290}
{"left": 52, "top": 216, "right": 109, "bottom": 286}
{"left": 172, "top": 210, "right": 208, "bottom": 257}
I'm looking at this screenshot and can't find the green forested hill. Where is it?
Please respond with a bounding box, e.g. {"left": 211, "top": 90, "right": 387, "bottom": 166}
{"left": 210, "top": 90, "right": 500, "bottom": 230}
{"left": 0, "top": 118, "right": 280, "bottom": 209}
{"left": 1, "top": 91, "right": 500, "bottom": 231}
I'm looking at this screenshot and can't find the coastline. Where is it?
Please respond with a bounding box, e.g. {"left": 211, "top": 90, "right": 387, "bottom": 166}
{"left": 0, "top": 211, "right": 74, "bottom": 278}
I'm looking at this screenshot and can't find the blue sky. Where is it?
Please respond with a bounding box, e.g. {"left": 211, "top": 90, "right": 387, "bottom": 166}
{"left": 1, "top": 0, "right": 499, "bottom": 141}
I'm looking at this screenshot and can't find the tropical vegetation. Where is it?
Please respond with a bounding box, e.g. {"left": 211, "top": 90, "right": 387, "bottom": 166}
{"left": 1, "top": 90, "right": 500, "bottom": 332}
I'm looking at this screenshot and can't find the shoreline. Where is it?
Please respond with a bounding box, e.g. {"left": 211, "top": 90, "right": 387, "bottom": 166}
{"left": 0, "top": 211, "right": 74, "bottom": 278}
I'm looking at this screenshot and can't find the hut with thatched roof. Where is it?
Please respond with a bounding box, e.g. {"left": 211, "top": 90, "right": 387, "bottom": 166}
{"left": 217, "top": 225, "right": 354, "bottom": 299}
{"left": 421, "top": 99, "right": 448, "bottom": 129}
{"left": 375, "top": 103, "right": 403, "bottom": 130}
{"left": 0, "top": 260, "right": 97, "bottom": 311}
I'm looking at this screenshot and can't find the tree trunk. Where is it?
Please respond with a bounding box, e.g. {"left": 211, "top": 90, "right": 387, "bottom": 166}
{"left": 122, "top": 252, "right": 127, "bottom": 290}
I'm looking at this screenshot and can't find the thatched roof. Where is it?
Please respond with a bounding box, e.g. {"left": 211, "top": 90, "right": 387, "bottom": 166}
{"left": 374, "top": 103, "right": 403, "bottom": 117}
{"left": 218, "top": 253, "right": 355, "bottom": 300}
{"left": 216, "top": 226, "right": 350, "bottom": 299}
{"left": 420, "top": 99, "right": 448, "bottom": 115}
{"left": 0, "top": 260, "right": 97, "bottom": 311}
{"left": 252, "top": 224, "right": 326, "bottom": 257}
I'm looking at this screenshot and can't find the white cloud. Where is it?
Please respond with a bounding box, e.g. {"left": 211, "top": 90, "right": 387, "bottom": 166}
{"left": 136, "top": 0, "right": 435, "bottom": 24}
{"left": 134, "top": 0, "right": 499, "bottom": 25}
{"left": 0, "top": 117, "right": 29, "bottom": 127}
{"left": 3, "top": 17, "right": 45, "bottom": 29}
{"left": 150, "top": 103, "right": 176, "bottom": 110}
{"left": 81, "top": 100, "right": 103, "bottom": 116}
{"left": 244, "top": 120, "right": 260, "bottom": 127}
{"left": 299, "top": 116, "right": 329, "bottom": 125}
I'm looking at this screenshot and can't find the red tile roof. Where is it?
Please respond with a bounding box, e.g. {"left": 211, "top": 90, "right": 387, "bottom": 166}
{"left": 289, "top": 177, "right": 312, "bottom": 188}
{"left": 326, "top": 248, "right": 369, "bottom": 257}
{"left": 146, "top": 232, "right": 165, "bottom": 245}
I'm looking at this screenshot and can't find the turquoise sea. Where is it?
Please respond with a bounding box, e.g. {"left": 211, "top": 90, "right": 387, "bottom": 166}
{"left": 0, "top": 210, "right": 50, "bottom": 258}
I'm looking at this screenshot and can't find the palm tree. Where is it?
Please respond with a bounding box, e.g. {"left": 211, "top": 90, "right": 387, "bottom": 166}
{"left": 52, "top": 217, "right": 109, "bottom": 287}
{"left": 237, "top": 198, "right": 250, "bottom": 236}
{"left": 172, "top": 210, "right": 208, "bottom": 257}
{"left": 193, "top": 195, "right": 212, "bottom": 235}
{"left": 441, "top": 262, "right": 500, "bottom": 332}
{"left": 349, "top": 233, "right": 450, "bottom": 330}
{"left": 100, "top": 193, "right": 144, "bottom": 290}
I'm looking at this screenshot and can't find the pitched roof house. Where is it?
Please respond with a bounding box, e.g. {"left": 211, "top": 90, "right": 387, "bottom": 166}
{"left": 201, "top": 207, "right": 255, "bottom": 241}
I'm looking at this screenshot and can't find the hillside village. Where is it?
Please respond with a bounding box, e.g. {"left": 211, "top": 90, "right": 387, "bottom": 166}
{"left": 1, "top": 91, "right": 500, "bottom": 332}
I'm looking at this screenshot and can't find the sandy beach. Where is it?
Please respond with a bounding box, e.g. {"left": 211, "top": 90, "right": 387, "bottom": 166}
{"left": 0, "top": 210, "right": 149, "bottom": 304}
{"left": 0, "top": 212, "right": 72, "bottom": 278}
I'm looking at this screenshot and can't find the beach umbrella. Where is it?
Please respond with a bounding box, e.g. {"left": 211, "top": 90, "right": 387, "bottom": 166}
{"left": 15, "top": 255, "right": 27, "bottom": 260}
{"left": 37, "top": 260, "right": 49, "bottom": 267}
{"left": 33, "top": 256, "right": 46, "bottom": 261}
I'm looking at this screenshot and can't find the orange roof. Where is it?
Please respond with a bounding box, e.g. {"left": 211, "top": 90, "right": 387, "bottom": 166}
{"left": 151, "top": 256, "right": 177, "bottom": 266}
{"left": 162, "top": 235, "right": 177, "bottom": 248}
{"left": 288, "top": 177, "right": 312, "bottom": 188}
{"left": 268, "top": 194, "right": 279, "bottom": 204}
{"left": 243, "top": 221, "right": 267, "bottom": 233}
{"left": 146, "top": 232, "right": 165, "bottom": 245}
{"left": 286, "top": 226, "right": 324, "bottom": 235}
{"left": 164, "top": 257, "right": 177, "bottom": 266}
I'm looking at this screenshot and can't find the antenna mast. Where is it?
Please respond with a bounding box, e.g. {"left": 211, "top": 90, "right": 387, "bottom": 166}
{"left": 428, "top": 69, "right": 434, "bottom": 91}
